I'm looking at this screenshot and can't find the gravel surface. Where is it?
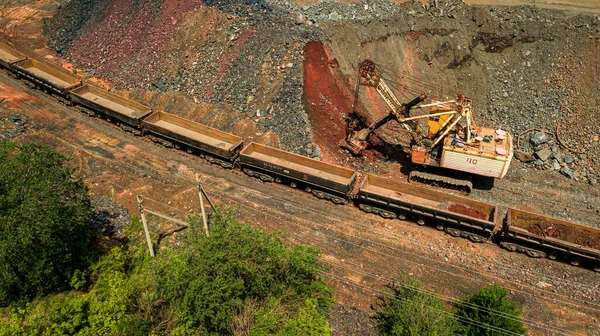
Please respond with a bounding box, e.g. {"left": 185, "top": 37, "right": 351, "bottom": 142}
{"left": 89, "top": 195, "right": 131, "bottom": 236}
{"left": 0, "top": 113, "right": 35, "bottom": 140}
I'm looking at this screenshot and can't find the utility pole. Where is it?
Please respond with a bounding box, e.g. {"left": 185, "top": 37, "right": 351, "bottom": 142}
{"left": 136, "top": 195, "right": 155, "bottom": 257}
{"left": 196, "top": 174, "right": 210, "bottom": 237}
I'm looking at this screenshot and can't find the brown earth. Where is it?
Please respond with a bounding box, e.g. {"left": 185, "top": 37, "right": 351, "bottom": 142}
{"left": 516, "top": 218, "right": 600, "bottom": 250}
{"left": 448, "top": 203, "right": 489, "bottom": 221}
{"left": 3, "top": 1, "right": 600, "bottom": 334}
{"left": 2, "top": 63, "right": 600, "bottom": 336}
{"left": 302, "top": 41, "right": 353, "bottom": 161}
{"left": 294, "top": 0, "right": 600, "bottom": 14}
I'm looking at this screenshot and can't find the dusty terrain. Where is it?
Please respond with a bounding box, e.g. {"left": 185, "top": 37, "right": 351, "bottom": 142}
{"left": 2, "top": 0, "right": 600, "bottom": 334}
{"left": 1, "top": 70, "right": 600, "bottom": 335}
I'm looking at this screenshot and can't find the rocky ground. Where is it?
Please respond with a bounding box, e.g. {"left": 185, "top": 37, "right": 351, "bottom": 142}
{"left": 2, "top": 1, "right": 600, "bottom": 333}
{"left": 89, "top": 196, "right": 131, "bottom": 236}
{"left": 35, "top": 1, "right": 600, "bottom": 185}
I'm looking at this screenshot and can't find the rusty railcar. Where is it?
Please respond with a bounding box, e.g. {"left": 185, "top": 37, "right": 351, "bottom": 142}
{"left": 142, "top": 111, "right": 243, "bottom": 168}
{"left": 238, "top": 142, "right": 357, "bottom": 204}
{"left": 500, "top": 208, "right": 600, "bottom": 271}
{"left": 69, "top": 84, "right": 151, "bottom": 134}
{"left": 357, "top": 174, "right": 498, "bottom": 242}
{"left": 0, "top": 42, "right": 26, "bottom": 70}
{"left": 12, "top": 59, "right": 81, "bottom": 97}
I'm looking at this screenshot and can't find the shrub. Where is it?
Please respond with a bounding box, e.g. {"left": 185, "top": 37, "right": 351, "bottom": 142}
{"left": 158, "top": 209, "right": 332, "bottom": 334}
{"left": 454, "top": 285, "right": 526, "bottom": 336}
{"left": 373, "top": 277, "right": 459, "bottom": 336}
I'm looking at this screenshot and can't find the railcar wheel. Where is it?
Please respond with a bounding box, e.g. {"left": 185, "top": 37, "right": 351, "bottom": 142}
{"left": 445, "top": 228, "right": 461, "bottom": 237}
{"left": 259, "top": 174, "right": 274, "bottom": 182}
{"left": 570, "top": 258, "right": 580, "bottom": 266}
{"left": 397, "top": 212, "right": 407, "bottom": 220}
{"left": 305, "top": 186, "right": 312, "bottom": 193}
{"left": 379, "top": 210, "right": 396, "bottom": 219}
{"left": 290, "top": 181, "right": 297, "bottom": 188}
{"left": 416, "top": 217, "right": 426, "bottom": 226}
{"left": 525, "top": 249, "right": 546, "bottom": 258}
{"left": 468, "top": 234, "right": 488, "bottom": 243}
{"left": 594, "top": 264, "right": 600, "bottom": 272}
{"left": 435, "top": 223, "right": 445, "bottom": 230}
{"left": 500, "top": 242, "right": 518, "bottom": 252}
{"left": 330, "top": 196, "right": 347, "bottom": 205}
{"left": 312, "top": 190, "right": 326, "bottom": 199}
{"left": 548, "top": 252, "right": 557, "bottom": 260}
{"left": 275, "top": 177, "right": 282, "bottom": 183}
{"left": 358, "top": 204, "right": 373, "bottom": 213}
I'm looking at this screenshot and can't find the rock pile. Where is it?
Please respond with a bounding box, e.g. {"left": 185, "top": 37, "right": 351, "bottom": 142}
{"left": 44, "top": 0, "right": 600, "bottom": 166}
{"left": 0, "top": 114, "right": 34, "bottom": 140}
{"left": 514, "top": 130, "right": 595, "bottom": 185}
{"left": 89, "top": 195, "right": 131, "bottom": 236}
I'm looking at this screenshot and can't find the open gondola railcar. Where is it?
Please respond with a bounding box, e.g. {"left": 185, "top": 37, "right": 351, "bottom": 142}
{"left": 356, "top": 174, "right": 498, "bottom": 243}
{"left": 69, "top": 84, "right": 151, "bottom": 134}
{"left": 142, "top": 111, "right": 243, "bottom": 168}
{"left": 0, "top": 41, "right": 26, "bottom": 71}
{"left": 500, "top": 208, "right": 600, "bottom": 270}
{"left": 12, "top": 58, "right": 81, "bottom": 98}
{"left": 238, "top": 142, "right": 357, "bottom": 204}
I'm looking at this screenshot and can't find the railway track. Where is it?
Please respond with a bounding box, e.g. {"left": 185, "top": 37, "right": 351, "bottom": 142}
{"left": 3, "top": 69, "right": 600, "bottom": 301}
{"left": 2, "top": 54, "right": 600, "bottom": 334}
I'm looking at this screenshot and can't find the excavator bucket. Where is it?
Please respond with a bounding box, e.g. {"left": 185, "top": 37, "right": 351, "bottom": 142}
{"left": 339, "top": 137, "right": 367, "bottom": 155}
{"left": 339, "top": 128, "right": 371, "bottom": 155}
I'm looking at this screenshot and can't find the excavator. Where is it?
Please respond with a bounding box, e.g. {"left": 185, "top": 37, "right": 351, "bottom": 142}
{"left": 341, "top": 60, "right": 513, "bottom": 194}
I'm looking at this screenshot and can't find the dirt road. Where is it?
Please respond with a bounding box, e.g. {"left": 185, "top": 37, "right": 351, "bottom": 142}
{"left": 467, "top": 0, "right": 600, "bottom": 14}
{"left": 1, "top": 70, "right": 600, "bottom": 335}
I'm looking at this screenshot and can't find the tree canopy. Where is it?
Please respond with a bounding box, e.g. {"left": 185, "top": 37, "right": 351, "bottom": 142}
{"left": 454, "top": 285, "right": 526, "bottom": 336}
{"left": 0, "top": 140, "right": 93, "bottom": 306}
{"left": 0, "top": 209, "right": 332, "bottom": 335}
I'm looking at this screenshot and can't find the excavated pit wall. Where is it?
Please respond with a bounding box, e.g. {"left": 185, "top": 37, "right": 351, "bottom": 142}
{"left": 44, "top": 0, "right": 600, "bottom": 179}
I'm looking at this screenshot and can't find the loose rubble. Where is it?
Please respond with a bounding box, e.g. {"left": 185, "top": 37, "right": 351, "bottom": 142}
{"left": 89, "top": 195, "right": 131, "bottom": 236}
{"left": 44, "top": 0, "right": 600, "bottom": 165}
{"left": 0, "top": 114, "right": 35, "bottom": 139}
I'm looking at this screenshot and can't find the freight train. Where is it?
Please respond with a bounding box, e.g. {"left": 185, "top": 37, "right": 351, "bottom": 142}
{"left": 1, "top": 40, "right": 599, "bottom": 272}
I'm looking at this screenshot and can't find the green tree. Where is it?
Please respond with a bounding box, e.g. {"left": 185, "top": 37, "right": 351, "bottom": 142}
{"left": 0, "top": 208, "right": 332, "bottom": 335}
{"left": 0, "top": 140, "right": 93, "bottom": 305}
{"left": 454, "top": 285, "right": 526, "bottom": 336}
{"left": 158, "top": 209, "right": 332, "bottom": 334}
{"left": 373, "top": 277, "right": 459, "bottom": 336}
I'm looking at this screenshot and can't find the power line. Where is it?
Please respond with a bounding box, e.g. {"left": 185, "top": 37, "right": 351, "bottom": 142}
{"left": 52, "top": 130, "right": 600, "bottom": 310}
{"left": 31, "top": 87, "right": 600, "bottom": 322}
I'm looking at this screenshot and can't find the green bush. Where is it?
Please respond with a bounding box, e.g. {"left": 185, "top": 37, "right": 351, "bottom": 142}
{"left": 0, "top": 208, "right": 332, "bottom": 335}
{"left": 0, "top": 140, "right": 93, "bottom": 306}
{"left": 454, "top": 285, "right": 526, "bottom": 336}
{"left": 281, "top": 298, "right": 331, "bottom": 336}
{"left": 158, "top": 209, "right": 332, "bottom": 334}
{"left": 373, "top": 277, "right": 459, "bottom": 336}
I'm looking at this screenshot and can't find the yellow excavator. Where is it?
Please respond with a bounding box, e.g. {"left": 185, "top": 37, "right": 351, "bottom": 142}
{"left": 341, "top": 60, "right": 514, "bottom": 194}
